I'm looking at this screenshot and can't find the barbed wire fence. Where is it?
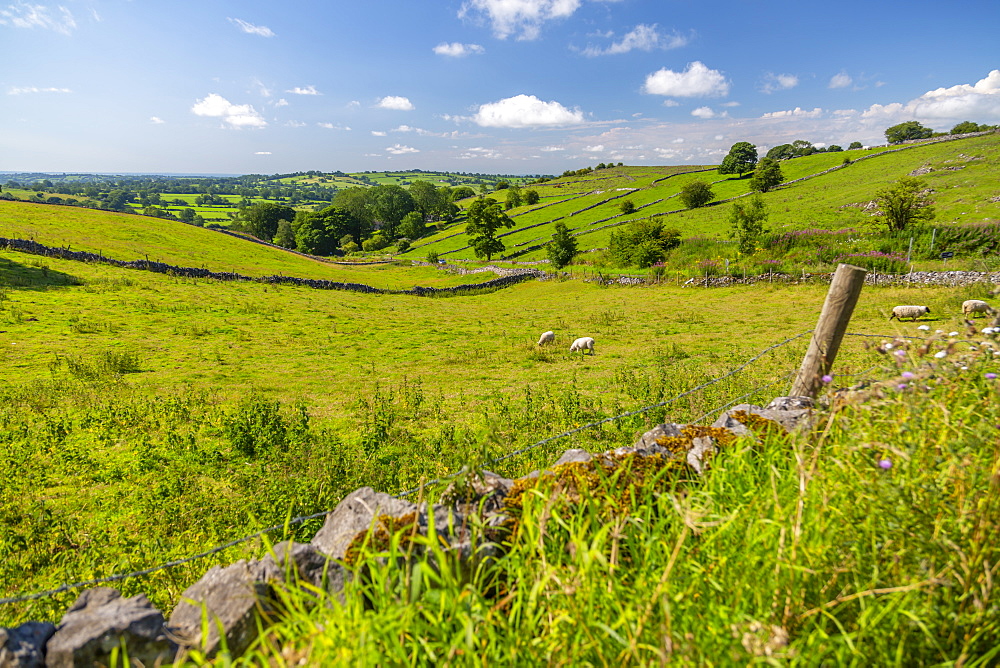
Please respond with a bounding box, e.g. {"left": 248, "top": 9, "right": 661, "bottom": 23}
{"left": 0, "top": 327, "right": 919, "bottom": 608}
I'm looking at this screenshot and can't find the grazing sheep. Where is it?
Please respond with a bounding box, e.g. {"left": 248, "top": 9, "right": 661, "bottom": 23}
{"left": 889, "top": 305, "right": 931, "bottom": 321}
{"left": 570, "top": 336, "right": 595, "bottom": 355}
{"left": 537, "top": 330, "right": 555, "bottom": 346}
{"left": 962, "top": 299, "right": 995, "bottom": 318}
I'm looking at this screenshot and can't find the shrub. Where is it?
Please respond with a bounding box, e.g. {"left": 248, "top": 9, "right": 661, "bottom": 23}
{"left": 222, "top": 394, "right": 288, "bottom": 459}
{"left": 619, "top": 199, "right": 636, "bottom": 215}
{"left": 426, "top": 249, "right": 440, "bottom": 264}
{"left": 609, "top": 217, "right": 682, "bottom": 268}
{"left": 678, "top": 180, "right": 713, "bottom": 209}
{"left": 362, "top": 235, "right": 390, "bottom": 252}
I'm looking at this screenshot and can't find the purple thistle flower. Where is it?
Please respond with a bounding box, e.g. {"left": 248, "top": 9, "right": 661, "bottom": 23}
{"left": 901, "top": 371, "right": 915, "bottom": 379}
{"left": 898, "top": 383, "right": 908, "bottom": 390}
{"left": 821, "top": 374, "right": 833, "bottom": 383}
{"left": 986, "top": 373, "right": 998, "bottom": 380}
{"left": 878, "top": 458, "right": 892, "bottom": 470}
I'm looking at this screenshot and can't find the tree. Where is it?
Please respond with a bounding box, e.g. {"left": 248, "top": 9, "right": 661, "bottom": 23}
{"left": 546, "top": 222, "right": 578, "bottom": 269}
{"left": 504, "top": 185, "right": 523, "bottom": 210}
{"left": 849, "top": 141, "right": 863, "bottom": 150}
{"left": 950, "top": 121, "right": 996, "bottom": 134}
{"left": 273, "top": 220, "right": 296, "bottom": 249}
{"left": 749, "top": 157, "right": 784, "bottom": 193}
{"left": 524, "top": 189, "right": 540, "bottom": 205}
{"left": 728, "top": 195, "right": 769, "bottom": 256}
{"left": 465, "top": 197, "right": 514, "bottom": 261}
{"left": 827, "top": 144, "right": 843, "bottom": 152}
{"left": 451, "top": 186, "right": 476, "bottom": 200}
{"left": 398, "top": 211, "right": 426, "bottom": 240}
{"left": 884, "top": 121, "right": 933, "bottom": 144}
{"left": 718, "top": 142, "right": 758, "bottom": 177}
{"left": 233, "top": 202, "right": 295, "bottom": 240}
{"left": 333, "top": 187, "right": 375, "bottom": 238}
{"left": 368, "top": 185, "right": 415, "bottom": 239}
{"left": 619, "top": 199, "right": 636, "bottom": 214}
{"left": 608, "top": 217, "right": 681, "bottom": 268}
{"left": 678, "top": 180, "right": 713, "bottom": 209}
{"left": 873, "top": 177, "right": 935, "bottom": 232}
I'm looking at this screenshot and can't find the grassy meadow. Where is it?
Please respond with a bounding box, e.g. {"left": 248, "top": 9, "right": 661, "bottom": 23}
{"left": 1, "top": 138, "right": 999, "bottom": 663}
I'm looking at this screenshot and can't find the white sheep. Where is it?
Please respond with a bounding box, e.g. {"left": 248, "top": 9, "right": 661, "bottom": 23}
{"left": 569, "top": 336, "right": 595, "bottom": 355}
{"left": 889, "top": 305, "right": 931, "bottom": 321}
{"left": 962, "top": 299, "right": 995, "bottom": 318}
{"left": 537, "top": 330, "right": 555, "bottom": 346}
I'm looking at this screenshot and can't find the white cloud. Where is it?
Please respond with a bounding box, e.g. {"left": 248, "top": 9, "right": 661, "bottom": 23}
{"left": 371, "top": 130, "right": 387, "bottom": 136}
{"left": 582, "top": 144, "right": 604, "bottom": 152}
{"left": 317, "top": 122, "right": 350, "bottom": 130}
{"left": 274, "top": 98, "right": 289, "bottom": 107}
{"left": 149, "top": 116, "right": 165, "bottom": 124}
{"left": 761, "top": 107, "right": 823, "bottom": 119}
{"left": 7, "top": 86, "right": 70, "bottom": 95}
{"left": 433, "top": 42, "right": 485, "bottom": 57}
{"left": 228, "top": 17, "right": 274, "bottom": 37}
{"left": 540, "top": 145, "right": 565, "bottom": 151}
{"left": 473, "top": 94, "right": 584, "bottom": 127}
{"left": 760, "top": 72, "right": 799, "bottom": 94}
{"left": 643, "top": 61, "right": 729, "bottom": 98}
{"left": 376, "top": 95, "right": 415, "bottom": 110}
{"left": 285, "top": 120, "right": 306, "bottom": 127}
{"left": 459, "top": 147, "right": 503, "bottom": 159}
{"left": 0, "top": 3, "right": 75, "bottom": 34}
{"left": 721, "top": 101, "right": 740, "bottom": 107}
{"left": 287, "top": 85, "right": 320, "bottom": 95}
{"left": 254, "top": 151, "right": 272, "bottom": 155}
{"left": 191, "top": 93, "right": 266, "bottom": 128}
{"left": 386, "top": 144, "right": 419, "bottom": 155}
{"left": 459, "top": 0, "right": 581, "bottom": 40}
{"left": 671, "top": 137, "right": 684, "bottom": 143}
{"left": 392, "top": 125, "right": 415, "bottom": 132}
{"left": 691, "top": 106, "right": 726, "bottom": 119}
{"left": 662, "top": 99, "right": 679, "bottom": 107}
{"left": 862, "top": 70, "right": 1000, "bottom": 124}
{"left": 582, "top": 24, "right": 690, "bottom": 57}
{"left": 829, "top": 71, "right": 852, "bottom": 89}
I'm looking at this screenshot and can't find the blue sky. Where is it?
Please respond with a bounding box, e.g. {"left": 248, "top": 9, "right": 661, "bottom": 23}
{"left": 2, "top": 0, "right": 999, "bottom": 175}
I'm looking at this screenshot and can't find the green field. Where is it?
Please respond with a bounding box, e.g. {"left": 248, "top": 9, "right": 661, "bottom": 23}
{"left": 1, "top": 141, "right": 999, "bottom": 664}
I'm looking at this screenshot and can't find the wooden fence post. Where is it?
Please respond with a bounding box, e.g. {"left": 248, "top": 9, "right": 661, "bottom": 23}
{"left": 790, "top": 263, "right": 868, "bottom": 399}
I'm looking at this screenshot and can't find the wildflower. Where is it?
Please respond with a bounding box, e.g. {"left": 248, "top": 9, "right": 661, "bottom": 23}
{"left": 950, "top": 331, "right": 959, "bottom": 337}
{"left": 898, "top": 383, "right": 908, "bottom": 390}
{"left": 878, "top": 458, "right": 892, "bottom": 469}
{"left": 983, "top": 327, "right": 995, "bottom": 334}
{"left": 935, "top": 350, "right": 947, "bottom": 358}
{"left": 885, "top": 343, "right": 894, "bottom": 350}
{"left": 986, "top": 373, "right": 998, "bottom": 380}
{"left": 821, "top": 374, "right": 833, "bottom": 383}
{"left": 936, "top": 329, "right": 944, "bottom": 334}
{"left": 961, "top": 366, "right": 969, "bottom": 371}
{"left": 918, "top": 324, "right": 930, "bottom": 331}
{"left": 894, "top": 350, "right": 906, "bottom": 359}
{"left": 901, "top": 371, "right": 914, "bottom": 379}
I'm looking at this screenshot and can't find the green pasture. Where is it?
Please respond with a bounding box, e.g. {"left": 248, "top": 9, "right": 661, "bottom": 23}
{"left": 0, "top": 202, "right": 500, "bottom": 289}
{"left": 1, "top": 246, "right": 997, "bottom": 636}
{"left": 421, "top": 134, "right": 1000, "bottom": 264}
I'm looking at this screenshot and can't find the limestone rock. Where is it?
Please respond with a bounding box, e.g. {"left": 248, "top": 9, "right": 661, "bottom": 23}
{"left": 263, "top": 541, "right": 348, "bottom": 601}
{"left": 553, "top": 449, "right": 592, "bottom": 467}
{"left": 712, "top": 403, "right": 811, "bottom": 435}
{"left": 44, "top": 588, "right": 174, "bottom": 668}
{"left": 168, "top": 559, "right": 281, "bottom": 659}
{"left": 311, "top": 487, "right": 418, "bottom": 560}
{"left": 0, "top": 622, "right": 55, "bottom": 668}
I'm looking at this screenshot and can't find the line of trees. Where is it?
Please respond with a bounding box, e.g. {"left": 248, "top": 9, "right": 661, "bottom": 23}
{"left": 229, "top": 181, "right": 466, "bottom": 256}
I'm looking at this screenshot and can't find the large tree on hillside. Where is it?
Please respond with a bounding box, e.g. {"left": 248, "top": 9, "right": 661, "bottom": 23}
{"left": 465, "top": 197, "right": 514, "bottom": 261}
{"left": 884, "top": 121, "right": 934, "bottom": 144}
{"left": 718, "top": 142, "right": 758, "bottom": 177}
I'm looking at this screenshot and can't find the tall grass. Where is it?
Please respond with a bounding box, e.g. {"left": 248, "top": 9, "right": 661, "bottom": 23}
{"left": 235, "top": 343, "right": 1000, "bottom": 665}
